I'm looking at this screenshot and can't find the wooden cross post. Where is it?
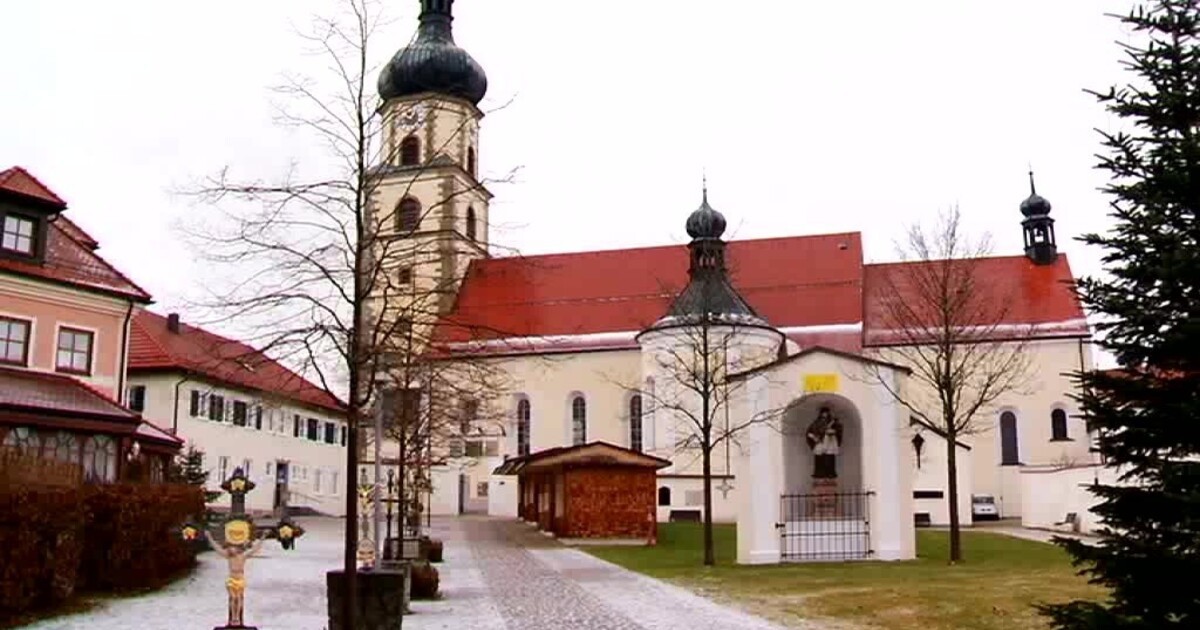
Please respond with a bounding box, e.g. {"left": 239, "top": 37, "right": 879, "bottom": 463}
{"left": 180, "top": 467, "right": 307, "bottom": 630}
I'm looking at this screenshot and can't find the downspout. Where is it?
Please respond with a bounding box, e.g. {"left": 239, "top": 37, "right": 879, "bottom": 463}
{"left": 172, "top": 374, "right": 191, "bottom": 435}
{"left": 117, "top": 302, "right": 135, "bottom": 404}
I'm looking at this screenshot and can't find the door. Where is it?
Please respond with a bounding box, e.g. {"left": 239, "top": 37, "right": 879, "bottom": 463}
{"left": 274, "top": 461, "right": 290, "bottom": 510}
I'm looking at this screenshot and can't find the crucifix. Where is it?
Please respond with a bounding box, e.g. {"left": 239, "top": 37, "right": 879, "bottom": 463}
{"left": 181, "top": 467, "right": 306, "bottom": 630}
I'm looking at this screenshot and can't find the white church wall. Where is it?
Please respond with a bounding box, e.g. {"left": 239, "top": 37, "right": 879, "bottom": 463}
{"left": 1019, "top": 463, "right": 1118, "bottom": 534}
{"left": 910, "top": 427, "right": 974, "bottom": 527}
{"left": 871, "top": 336, "right": 1097, "bottom": 518}
{"left": 488, "top": 474, "right": 519, "bottom": 518}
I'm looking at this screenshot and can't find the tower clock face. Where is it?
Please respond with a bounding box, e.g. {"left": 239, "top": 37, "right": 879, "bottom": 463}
{"left": 395, "top": 103, "right": 428, "bottom": 131}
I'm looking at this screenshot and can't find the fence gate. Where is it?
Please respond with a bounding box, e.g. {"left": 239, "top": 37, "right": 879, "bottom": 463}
{"left": 778, "top": 491, "right": 874, "bottom": 561}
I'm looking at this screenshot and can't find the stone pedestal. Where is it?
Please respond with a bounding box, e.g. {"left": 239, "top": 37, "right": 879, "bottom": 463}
{"left": 811, "top": 479, "right": 838, "bottom": 518}
{"left": 326, "top": 569, "right": 407, "bottom": 630}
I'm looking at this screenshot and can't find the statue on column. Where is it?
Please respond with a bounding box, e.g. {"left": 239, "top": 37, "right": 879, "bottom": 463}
{"left": 805, "top": 406, "right": 844, "bottom": 480}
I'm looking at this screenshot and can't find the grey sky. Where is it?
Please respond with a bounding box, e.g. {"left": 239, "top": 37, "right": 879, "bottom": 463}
{"left": 1, "top": 0, "right": 1131, "bottom": 325}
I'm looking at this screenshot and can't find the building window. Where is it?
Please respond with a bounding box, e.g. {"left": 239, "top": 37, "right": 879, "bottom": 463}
{"left": 0, "top": 317, "right": 31, "bottom": 366}
{"left": 83, "top": 435, "right": 117, "bottom": 483}
{"left": 232, "top": 401, "right": 248, "bottom": 426}
{"left": 332, "top": 471, "right": 340, "bottom": 494}
{"left": 658, "top": 486, "right": 671, "bottom": 506}
{"left": 1, "top": 214, "right": 35, "bottom": 254}
{"left": 340, "top": 425, "right": 347, "bottom": 446}
{"left": 242, "top": 459, "right": 252, "bottom": 477}
{"left": 477, "top": 481, "right": 489, "bottom": 498}
{"left": 1000, "top": 411, "right": 1020, "bottom": 465}
{"left": 466, "top": 206, "right": 477, "bottom": 242}
{"left": 189, "top": 390, "right": 202, "bottom": 417}
{"left": 254, "top": 406, "right": 264, "bottom": 430}
{"left": 307, "top": 418, "right": 319, "bottom": 441}
{"left": 571, "top": 395, "right": 586, "bottom": 446}
{"left": 629, "top": 394, "right": 643, "bottom": 452}
{"left": 398, "top": 266, "right": 413, "bottom": 284}
{"left": 294, "top": 414, "right": 302, "bottom": 437}
{"left": 209, "top": 395, "right": 226, "bottom": 422}
{"left": 324, "top": 422, "right": 336, "bottom": 444}
{"left": 397, "top": 197, "right": 421, "bottom": 233}
{"left": 467, "top": 146, "right": 476, "bottom": 177}
{"left": 217, "top": 455, "right": 229, "bottom": 483}
{"left": 3, "top": 426, "right": 40, "bottom": 455}
{"left": 460, "top": 398, "right": 478, "bottom": 434}
{"left": 127, "top": 386, "right": 146, "bottom": 412}
{"left": 314, "top": 469, "right": 323, "bottom": 493}
{"left": 465, "top": 441, "right": 483, "bottom": 457}
{"left": 399, "top": 135, "right": 420, "bottom": 166}
{"left": 1051, "top": 408, "right": 1069, "bottom": 441}
{"left": 55, "top": 328, "right": 94, "bottom": 374}
{"left": 44, "top": 431, "right": 80, "bottom": 463}
{"left": 516, "top": 398, "right": 531, "bottom": 457}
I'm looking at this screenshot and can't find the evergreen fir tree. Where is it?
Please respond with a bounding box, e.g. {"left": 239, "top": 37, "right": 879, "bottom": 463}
{"left": 1041, "top": 1, "right": 1200, "bottom": 627}
{"left": 173, "top": 443, "right": 222, "bottom": 503}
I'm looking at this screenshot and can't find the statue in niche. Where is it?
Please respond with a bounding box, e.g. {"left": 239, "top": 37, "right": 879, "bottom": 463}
{"left": 805, "top": 406, "right": 844, "bottom": 480}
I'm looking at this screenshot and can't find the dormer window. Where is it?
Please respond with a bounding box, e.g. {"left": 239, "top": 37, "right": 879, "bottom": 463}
{"left": 1, "top": 213, "right": 36, "bottom": 255}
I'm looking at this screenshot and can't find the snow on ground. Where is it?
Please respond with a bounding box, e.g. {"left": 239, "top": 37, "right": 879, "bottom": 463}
{"left": 25, "top": 516, "right": 343, "bottom": 630}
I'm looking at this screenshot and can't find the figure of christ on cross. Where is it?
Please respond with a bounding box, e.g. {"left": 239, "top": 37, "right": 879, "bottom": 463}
{"left": 205, "top": 520, "right": 266, "bottom": 629}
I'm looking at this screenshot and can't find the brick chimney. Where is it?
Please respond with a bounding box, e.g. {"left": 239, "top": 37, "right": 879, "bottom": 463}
{"left": 167, "top": 313, "right": 181, "bottom": 334}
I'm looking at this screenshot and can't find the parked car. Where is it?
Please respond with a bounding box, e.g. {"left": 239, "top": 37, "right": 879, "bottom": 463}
{"left": 972, "top": 494, "right": 1000, "bottom": 521}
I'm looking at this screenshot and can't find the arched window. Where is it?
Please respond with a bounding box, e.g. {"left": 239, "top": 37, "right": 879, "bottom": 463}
{"left": 658, "top": 486, "right": 671, "bottom": 506}
{"left": 466, "top": 206, "right": 477, "bottom": 242}
{"left": 516, "top": 398, "right": 531, "bottom": 457}
{"left": 2, "top": 426, "right": 38, "bottom": 455}
{"left": 397, "top": 197, "right": 421, "bottom": 233}
{"left": 44, "top": 431, "right": 80, "bottom": 464}
{"left": 1000, "top": 411, "right": 1019, "bottom": 466}
{"left": 400, "top": 135, "right": 421, "bottom": 167}
{"left": 467, "top": 146, "right": 476, "bottom": 177}
{"left": 1051, "top": 408, "right": 1069, "bottom": 441}
{"left": 629, "top": 394, "right": 643, "bottom": 452}
{"left": 571, "top": 395, "right": 586, "bottom": 445}
{"left": 83, "top": 435, "right": 117, "bottom": 482}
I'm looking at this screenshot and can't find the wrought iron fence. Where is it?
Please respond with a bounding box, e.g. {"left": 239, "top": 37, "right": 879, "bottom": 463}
{"left": 778, "top": 490, "right": 873, "bottom": 561}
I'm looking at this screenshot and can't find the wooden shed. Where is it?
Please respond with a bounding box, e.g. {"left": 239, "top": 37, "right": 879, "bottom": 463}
{"left": 493, "top": 441, "right": 671, "bottom": 542}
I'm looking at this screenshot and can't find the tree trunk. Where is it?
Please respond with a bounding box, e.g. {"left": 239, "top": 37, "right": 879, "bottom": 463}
{"left": 946, "top": 430, "right": 962, "bottom": 563}
{"left": 343, "top": 411, "right": 359, "bottom": 627}
{"left": 702, "top": 445, "right": 715, "bottom": 566}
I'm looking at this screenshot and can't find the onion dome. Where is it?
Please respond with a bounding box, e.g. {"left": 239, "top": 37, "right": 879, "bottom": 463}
{"left": 1020, "top": 171, "right": 1052, "bottom": 216}
{"left": 378, "top": 0, "right": 488, "bottom": 105}
{"left": 685, "top": 186, "right": 727, "bottom": 239}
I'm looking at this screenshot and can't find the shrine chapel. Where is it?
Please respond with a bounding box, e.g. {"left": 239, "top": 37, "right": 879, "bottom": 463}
{"left": 370, "top": 0, "right": 1096, "bottom": 563}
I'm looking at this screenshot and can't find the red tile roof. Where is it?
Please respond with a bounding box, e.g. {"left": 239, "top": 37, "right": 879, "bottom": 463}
{"left": 433, "top": 234, "right": 1088, "bottom": 356}
{"left": 128, "top": 310, "right": 346, "bottom": 414}
{"left": 0, "top": 367, "right": 139, "bottom": 420}
{"left": 862, "top": 255, "right": 1089, "bottom": 346}
{"left": 0, "top": 166, "right": 66, "bottom": 207}
{"left": 434, "top": 233, "right": 865, "bottom": 353}
{"left": 0, "top": 167, "right": 152, "bottom": 302}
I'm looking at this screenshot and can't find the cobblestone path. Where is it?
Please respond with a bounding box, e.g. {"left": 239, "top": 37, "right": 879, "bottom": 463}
{"left": 406, "top": 516, "right": 795, "bottom": 630}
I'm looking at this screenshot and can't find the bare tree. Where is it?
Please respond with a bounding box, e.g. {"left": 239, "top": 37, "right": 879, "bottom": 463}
{"left": 177, "top": 0, "right": 514, "bottom": 624}
{"left": 862, "top": 207, "right": 1033, "bottom": 563}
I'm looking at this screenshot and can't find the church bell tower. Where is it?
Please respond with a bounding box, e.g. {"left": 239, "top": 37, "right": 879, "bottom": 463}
{"left": 1019, "top": 172, "right": 1057, "bottom": 266}
{"left": 373, "top": 0, "right": 491, "bottom": 320}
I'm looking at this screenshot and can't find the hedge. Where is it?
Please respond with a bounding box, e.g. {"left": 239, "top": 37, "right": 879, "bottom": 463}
{"left": 0, "top": 482, "right": 204, "bottom": 622}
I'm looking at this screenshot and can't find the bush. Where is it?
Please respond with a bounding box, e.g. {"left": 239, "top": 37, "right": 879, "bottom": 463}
{"left": 409, "top": 561, "right": 439, "bottom": 600}
{"left": 78, "top": 483, "right": 205, "bottom": 591}
{"left": 0, "top": 486, "right": 85, "bottom": 620}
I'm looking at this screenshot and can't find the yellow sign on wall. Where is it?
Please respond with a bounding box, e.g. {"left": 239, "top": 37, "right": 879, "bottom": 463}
{"left": 803, "top": 373, "right": 839, "bottom": 393}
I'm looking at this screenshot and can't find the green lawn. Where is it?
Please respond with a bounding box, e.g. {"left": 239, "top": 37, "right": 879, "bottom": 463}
{"left": 586, "top": 523, "right": 1106, "bottom": 630}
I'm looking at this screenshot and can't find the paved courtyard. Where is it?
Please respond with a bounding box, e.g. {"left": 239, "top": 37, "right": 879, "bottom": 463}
{"left": 408, "top": 516, "right": 796, "bottom": 630}
{"left": 23, "top": 515, "right": 798, "bottom": 630}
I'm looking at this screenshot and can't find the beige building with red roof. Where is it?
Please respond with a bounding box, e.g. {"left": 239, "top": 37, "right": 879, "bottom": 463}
{"left": 126, "top": 310, "right": 349, "bottom": 516}
{"left": 0, "top": 166, "right": 181, "bottom": 482}
{"left": 367, "top": 2, "right": 1098, "bottom": 560}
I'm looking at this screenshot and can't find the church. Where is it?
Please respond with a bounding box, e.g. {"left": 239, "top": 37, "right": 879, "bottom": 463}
{"left": 370, "top": 1, "right": 1096, "bottom": 563}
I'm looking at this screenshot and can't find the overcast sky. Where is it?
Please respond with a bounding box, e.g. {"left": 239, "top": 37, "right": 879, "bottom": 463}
{"left": 2, "top": 1, "right": 1132, "bottom": 324}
